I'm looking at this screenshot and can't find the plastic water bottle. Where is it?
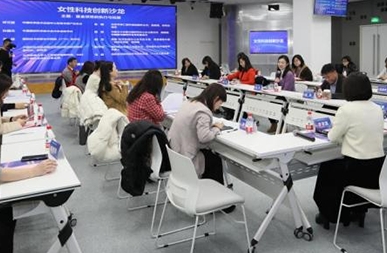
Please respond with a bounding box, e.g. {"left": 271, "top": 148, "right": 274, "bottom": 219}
{"left": 37, "top": 103, "right": 44, "bottom": 125}
{"left": 45, "top": 124, "right": 53, "bottom": 150}
{"left": 305, "top": 110, "right": 314, "bottom": 131}
{"left": 245, "top": 113, "right": 254, "bottom": 134}
{"left": 273, "top": 82, "right": 279, "bottom": 92}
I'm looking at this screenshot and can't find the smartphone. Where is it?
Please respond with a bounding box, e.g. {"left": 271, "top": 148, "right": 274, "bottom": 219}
{"left": 20, "top": 154, "right": 48, "bottom": 162}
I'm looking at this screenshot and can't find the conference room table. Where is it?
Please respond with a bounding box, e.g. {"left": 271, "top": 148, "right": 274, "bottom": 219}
{"left": 0, "top": 92, "right": 82, "bottom": 253}
{"left": 161, "top": 93, "right": 343, "bottom": 251}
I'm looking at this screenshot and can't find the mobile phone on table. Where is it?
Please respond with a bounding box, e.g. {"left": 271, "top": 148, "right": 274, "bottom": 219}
{"left": 20, "top": 154, "right": 48, "bottom": 162}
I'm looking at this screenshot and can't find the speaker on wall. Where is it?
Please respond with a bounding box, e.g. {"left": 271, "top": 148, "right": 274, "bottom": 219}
{"left": 210, "top": 3, "right": 223, "bottom": 18}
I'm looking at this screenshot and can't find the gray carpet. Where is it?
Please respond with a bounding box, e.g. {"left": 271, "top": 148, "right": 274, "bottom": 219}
{"left": 13, "top": 94, "right": 384, "bottom": 253}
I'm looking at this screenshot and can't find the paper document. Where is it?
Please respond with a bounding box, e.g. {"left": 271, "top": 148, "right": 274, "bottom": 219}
{"left": 161, "top": 93, "right": 184, "bottom": 115}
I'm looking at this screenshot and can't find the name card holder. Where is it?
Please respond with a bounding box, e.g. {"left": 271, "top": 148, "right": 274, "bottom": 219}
{"left": 303, "top": 90, "right": 315, "bottom": 99}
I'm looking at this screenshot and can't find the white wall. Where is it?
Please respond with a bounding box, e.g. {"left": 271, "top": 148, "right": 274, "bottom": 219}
{"left": 176, "top": 3, "right": 220, "bottom": 70}
{"left": 293, "top": 0, "right": 331, "bottom": 75}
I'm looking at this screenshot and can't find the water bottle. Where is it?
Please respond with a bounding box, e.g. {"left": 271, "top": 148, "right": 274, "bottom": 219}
{"left": 22, "top": 82, "right": 28, "bottom": 94}
{"left": 45, "top": 124, "right": 52, "bottom": 149}
{"left": 245, "top": 113, "right": 254, "bottom": 134}
{"left": 273, "top": 82, "right": 279, "bottom": 92}
{"left": 305, "top": 110, "right": 314, "bottom": 131}
{"left": 316, "top": 88, "right": 323, "bottom": 99}
{"left": 37, "top": 103, "right": 44, "bottom": 125}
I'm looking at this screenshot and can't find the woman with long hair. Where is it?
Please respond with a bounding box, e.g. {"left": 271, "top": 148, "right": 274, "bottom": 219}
{"left": 227, "top": 53, "right": 257, "bottom": 85}
{"left": 126, "top": 70, "right": 165, "bottom": 125}
{"left": 98, "top": 61, "right": 128, "bottom": 114}
{"left": 291, "top": 54, "right": 313, "bottom": 81}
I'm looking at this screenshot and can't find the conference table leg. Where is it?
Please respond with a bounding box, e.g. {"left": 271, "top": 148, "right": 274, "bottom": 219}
{"left": 250, "top": 152, "right": 313, "bottom": 251}
{"left": 47, "top": 205, "right": 82, "bottom": 253}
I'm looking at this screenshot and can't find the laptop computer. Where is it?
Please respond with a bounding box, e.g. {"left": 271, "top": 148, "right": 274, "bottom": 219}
{"left": 313, "top": 117, "right": 332, "bottom": 136}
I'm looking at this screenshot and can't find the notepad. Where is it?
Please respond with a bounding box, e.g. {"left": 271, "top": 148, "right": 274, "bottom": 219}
{"left": 2, "top": 126, "right": 47, "bottom": 144}
{"left": 162, "top": 93, "right": 184, "bottom": 115}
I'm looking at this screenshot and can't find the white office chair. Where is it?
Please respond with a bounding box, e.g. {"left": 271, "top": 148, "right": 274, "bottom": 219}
{"left": 117, "top": 135, "right": 170, "bottom": 238}
{"left": 333, "top": 157, "right": 387, "bottom": 253}
{"left": 156, "top": 146, "right": 251, "bottom": 253}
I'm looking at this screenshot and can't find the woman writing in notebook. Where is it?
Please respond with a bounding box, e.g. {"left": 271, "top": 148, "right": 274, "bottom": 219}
{"left": 0, "top": 73, "right": 57, "bottom": 253}
{"left": 168, "top": 83, "right": 226, "bottom": 185}
{"left": 227, "top": 54, "right": 257, "bottom": 85}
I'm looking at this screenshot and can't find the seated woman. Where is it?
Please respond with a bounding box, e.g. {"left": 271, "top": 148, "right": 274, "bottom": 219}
{"left": 377, "top": 57, "right": 387, "bottom": 80}
{"left": 181, "top": 57, "right": 199, "bottom": 76}
{"left": 168, "top": 83, "right": 226, "bottom": 185}
{"left": 201, "top": 56, "right": 221, "bottom": 80}
{"left": 126, "top": 70, "right": 165, "bottom": 125}
{"left": 98, "top": 61, "right": 128, "bottom": 115}
{"left": 275, "top": 55, "right": 295, "bottom": 91}
{"left": 340, "top": 55, "right": 358, "bottom": 77}
{"left": 0, "top": 74, "right": 27, "bottom": 134}
{"left": 75, "top": 61, "right": 95, "bottom": 93}
{"left": 227, "top": 54, "right": 256, "bottom": 85}
{"left": 0, "top": 74, "right": 57, "bottom": 253}
{"left": 314, "top": 72, "right": 385, "bottom": 229}
{"left": 268, "top": 55, "right": 295, "bottom": 133}
{"left": 291, "top": 54, "right": 313, "bottom": 81}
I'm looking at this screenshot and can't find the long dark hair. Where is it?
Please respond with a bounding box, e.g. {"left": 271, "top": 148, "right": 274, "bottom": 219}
{"left": 291, "top": 54, "right": 305, "bottom": 70}
{"left": 182, "top": 57, "right": 192, "bottom": 67}
{"left": 277, "top": 55, "right": 292, "bottom": 78}
{"left": 202, "top": 56, "right": 215, "bottom": 67}
{"left": 79, "top": 61, "right": 95, "bottom": 76}
{"left": 0, "top": 74, "right": 12, "bottom": 105}
{"left": 98, "top": 61, "right": 114, "bottom": 98}
{"left": 126, "top": 70, "right": 164, "bottom": 104}
{"left": 238, "top": 54, "right": 253, "bottom": 72}
{"left": 191, "top": 83, "right": 227, "bottom": 112}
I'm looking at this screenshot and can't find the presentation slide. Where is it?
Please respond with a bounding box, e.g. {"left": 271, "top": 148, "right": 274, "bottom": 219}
{"left": 314, "top": 0, "right": 348, "bottom": 17}
{"left": 249, "top": 31, "right": 288, "bottom": 54}
{"left": 0, "top": 0, "right": 177, "bottom": 73}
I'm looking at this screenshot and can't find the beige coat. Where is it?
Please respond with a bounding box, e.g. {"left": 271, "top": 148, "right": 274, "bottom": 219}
{"left": 101, "top": 84, "right": 128, "bottom": 115}
{"left": 0, "top": 117, "right": 22, "bottom": 135}
{"left": 168, "top": 101, "right": 220, "bottom": 176}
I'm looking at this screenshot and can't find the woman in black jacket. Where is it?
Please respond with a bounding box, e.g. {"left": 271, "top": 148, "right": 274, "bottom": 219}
{"left": 340, "top": 55, "right": 358, "bottom": 77}
{"left": 291, "top": 54, "right": 313, "bottom": 81}
{"left": 181, "top": 58, "right": 199, "bottom": 76}
{"left": 201, "top": 56, "right": 221, "bottom": 80}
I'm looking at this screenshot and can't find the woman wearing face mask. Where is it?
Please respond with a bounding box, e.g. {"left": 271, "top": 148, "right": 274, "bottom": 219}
{"left": 227, "top": 54, "right": 257, "bottom": 85}
{"left": 377, "top": 57, "right": 387, "bottom": 80}
{"left": 181, "top": 58, "right": 199, "bottom": 77}
{"left": 340, "top": 56, "right": 358, "bottom": 77}
{"left": 98, "top": 61, "right": 128, "bottom": 115}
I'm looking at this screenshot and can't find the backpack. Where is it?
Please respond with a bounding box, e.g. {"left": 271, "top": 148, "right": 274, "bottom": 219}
{"left": 51, "top": 76, "right": 63, "bottom": 99}
{"left": 255, "top": 75, "right": 270, "bottom": 86}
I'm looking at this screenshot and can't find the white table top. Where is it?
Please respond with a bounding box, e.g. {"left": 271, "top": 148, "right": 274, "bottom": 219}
{"left": 215, "top": 130, "right": 332, "bottom": 159}
{"left": 1, "top": 139, "right": 48, "bottom": 163}
{"left": 2, "top": 108, "right": 28, "bottom": 118}
{"left": 4, "top": 91, "right": 30, "bottom": 104}
{"left": 296, "top": 80, "right": 322, "bottom": 87}
{"left": 0, "top": 139, "right": 81, "bottom": 203}
{"left": 2, "top": 126, "right": 47, "bottom": 144}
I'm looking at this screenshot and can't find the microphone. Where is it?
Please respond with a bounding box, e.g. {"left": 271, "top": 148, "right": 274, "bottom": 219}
{"left": 293, "top": 130, "right": 315, "bottom": 142}
{"left": 275, "top": 70, "right": 281, "bottom": 79}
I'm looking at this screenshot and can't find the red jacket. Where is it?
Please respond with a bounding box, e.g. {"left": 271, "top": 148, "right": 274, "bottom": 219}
{"left": 227, "top": 68, "right": 256, "bottom": 85}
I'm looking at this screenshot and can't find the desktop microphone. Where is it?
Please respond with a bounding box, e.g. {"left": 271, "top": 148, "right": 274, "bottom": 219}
{"left": 292, "top": 130, "right": 315, "bottom": 142}
{"left": 275, "top": 70, "right": 281, "bottom": 79}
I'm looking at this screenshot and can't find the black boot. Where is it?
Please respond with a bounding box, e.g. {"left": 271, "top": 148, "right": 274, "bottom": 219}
{"left": 315, "top": 213, "right": 330, "bottom": 230}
